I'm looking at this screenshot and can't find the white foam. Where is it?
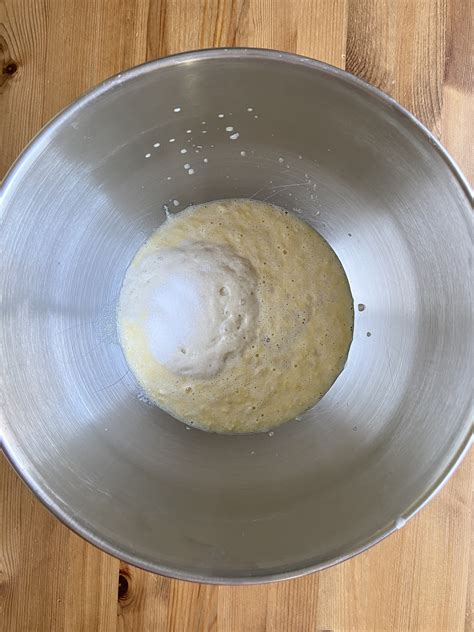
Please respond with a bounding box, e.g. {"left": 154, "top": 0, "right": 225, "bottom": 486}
{"left": 121, "top": 242, "right": 258, "bottom": 378}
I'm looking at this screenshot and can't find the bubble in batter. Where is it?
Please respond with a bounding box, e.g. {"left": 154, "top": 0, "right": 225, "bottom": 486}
{"left": 118, "top": 198, "right": 353, "bottom": 433}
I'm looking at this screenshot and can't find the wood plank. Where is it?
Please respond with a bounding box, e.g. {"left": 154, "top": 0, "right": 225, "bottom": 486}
{"left": 441, "top": 0, "right": 474, "bottom": 181}
{"left": 0, "top": 1, "right": 472, "bottom": 631}
{"left": 0, "top": 455, "right": 119, "bottom": 631}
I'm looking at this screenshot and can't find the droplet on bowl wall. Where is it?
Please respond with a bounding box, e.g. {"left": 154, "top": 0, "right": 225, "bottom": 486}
{"left": 247, "top": 107, "right": 254, "bottom": 112}
{"left": 145, "top": 153, "right": 151, "bottom": 158}
{"left": 180, "top": 148, "right": 187, "bottom": 154}
{"left": 169, "top": 138, "right": 176, "bottom": 143}
{"left": 188, "top": 169, "right": 195, "bottom": 175}
{"left": 203, "top": 158, "right": 208, "bottom": 163}
{"left": 240, "top": 151, "right": 246, "bottom": 157}
{"left": 153, "top": 142, "right": 160, "bottom": 148}
{"left": 184, "top": 163, "right": 190, "bottom": 169}
{"left": 278, "top": 157, "right": 284, "bottom": 163}
{"left": 395, "top": 516, "right": 407, "bottom": 529}
{"left": 186, "top": 129, "right": 192, "bottom": 134}
{"left": 173, "top": 199, "right": 179, "bottom": 207}
{"left": 367, "top": 332, "right": 372, "bottom": 337}
{"left": 358, "top": 303, "right": 366, "bottom": 312}
{"left": 218, "top": 113, "right": 224, "bottom": 118}
{"left": 229, "top": 133, "right": 239, "bottom": 140}
{"left": 173, "top": 107, "right": 181, "bottom": 112}
{"left": 226, "top": 126, "right": 234, "bottom": 132}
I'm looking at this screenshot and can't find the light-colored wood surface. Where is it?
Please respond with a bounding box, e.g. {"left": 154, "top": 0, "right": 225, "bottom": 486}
{"left": 1, "top": 1, "right": 472, "bottom": 630}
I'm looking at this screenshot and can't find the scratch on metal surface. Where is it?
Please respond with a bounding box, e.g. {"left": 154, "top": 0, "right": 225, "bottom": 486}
{"left": 96, "top": 368, "right": 130, "bottom": 392}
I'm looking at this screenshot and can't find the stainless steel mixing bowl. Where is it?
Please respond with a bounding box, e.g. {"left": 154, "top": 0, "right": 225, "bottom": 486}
{"left": 1, "top": 49, "right": 472, "bottom": 583}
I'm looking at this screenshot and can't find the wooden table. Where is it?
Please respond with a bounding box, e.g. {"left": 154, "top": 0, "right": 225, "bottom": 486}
{"left": 1, "top": 2, "right": 472, "bottom": 630}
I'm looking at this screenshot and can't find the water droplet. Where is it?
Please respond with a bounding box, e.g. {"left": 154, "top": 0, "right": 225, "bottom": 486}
{"left": 145, "top": 153, "right": 151, "bottom": 158}
{"left": 358, "top": 303, "right": 366, "bottom": 312}
{"left": 229, "top": 132, "right": 239, "bottom": 140}
{"left": 240, "top": 150, "right": 246, "bottom": 157}
{"left": 169, "top": 138, "right": 175, "bottom": 143}
{"left": 247, "top": 107, "right": 254, "bottom": 112}
{"left": 218, "top": 113, "right": 224, "bottom": 118}
{"left": 226, "top": 126, "right": 234, "bottom": 132}
{"left": 173, "top": 107, "right": 181, "bottom": 112}
{"left": 395, "top": 516, "right": 407, "bottom": 529}
{"left": 184, "top": 163, "right": 190, "bottom": 169}
{"left": 268, "top": 431, "right": 274, "bottom": 437}
{"left": 188, "top": 168, "right": 195, "bottom": 175}
{"left": 153, "top": 142, "right": 160, "bottom": 148}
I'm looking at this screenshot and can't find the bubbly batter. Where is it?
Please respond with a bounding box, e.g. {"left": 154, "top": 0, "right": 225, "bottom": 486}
{"left": 118, "top": 199, "right": 353, "bottom": 433}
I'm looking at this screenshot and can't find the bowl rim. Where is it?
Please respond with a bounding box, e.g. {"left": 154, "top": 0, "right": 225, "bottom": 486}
{"left": 1, "top": 47, "right": 473, "bottom": 585}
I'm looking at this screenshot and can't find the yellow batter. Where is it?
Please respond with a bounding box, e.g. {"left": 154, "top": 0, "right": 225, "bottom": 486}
{"left": 118, "top": 199, "right": 353, "bottom": 433}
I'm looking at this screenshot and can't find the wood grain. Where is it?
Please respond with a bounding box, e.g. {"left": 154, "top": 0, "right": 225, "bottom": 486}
{"left": 0, "top": 1, "right": 472, "bottom": 631}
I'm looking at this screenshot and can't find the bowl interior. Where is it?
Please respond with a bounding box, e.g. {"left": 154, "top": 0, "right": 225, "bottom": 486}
{"left": 1, "top": 50, "right": 472, "bottom": 582}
